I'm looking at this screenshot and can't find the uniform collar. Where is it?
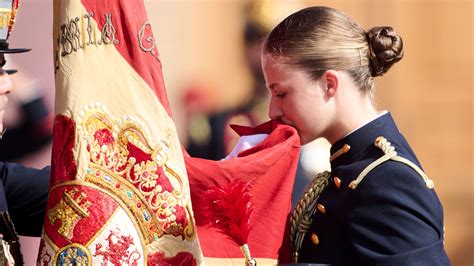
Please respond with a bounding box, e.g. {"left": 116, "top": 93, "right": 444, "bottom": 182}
{"left": 330, "top": 112, "right": 399, "bottom": 167}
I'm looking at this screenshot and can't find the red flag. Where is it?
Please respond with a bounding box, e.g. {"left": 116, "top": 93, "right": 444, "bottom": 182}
{"left": 39, "top": 1, "right": 203, "bottom": 265}
{"left": 40, "top": 1, "right": 300, "bottom": 265}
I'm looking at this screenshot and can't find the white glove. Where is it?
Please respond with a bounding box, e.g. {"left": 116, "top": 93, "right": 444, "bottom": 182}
{"left": 223, "top": 134, "right": 268, "bottom": 160}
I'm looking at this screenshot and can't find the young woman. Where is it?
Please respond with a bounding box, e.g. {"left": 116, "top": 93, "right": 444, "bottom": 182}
{"left": 262, "top": 6, "right": 450, "bottom": 265}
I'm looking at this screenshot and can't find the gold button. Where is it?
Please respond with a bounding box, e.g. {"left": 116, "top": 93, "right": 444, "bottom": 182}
{"left": 317, "top": 204, "right": 326, "bottom": 214}
{"left": 342, "top": 144, "right": 351, "bottom": 153}
{"left": 333, "top": 176, "right": 341, "bottom": 189}
{"left": 311, "top": 233, "right": 320, "bottom": 245}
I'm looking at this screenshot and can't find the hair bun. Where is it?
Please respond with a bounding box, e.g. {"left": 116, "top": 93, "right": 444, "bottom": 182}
{"left": 367, "top": 26, "right": 404, "bottom": 77}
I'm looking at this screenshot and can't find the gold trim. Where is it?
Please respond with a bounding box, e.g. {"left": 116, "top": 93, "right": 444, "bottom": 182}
{"left": 47, "top": 188, "right": 92, "bottom": 241}
{"left": 42, "top": 234, "right": 59, "bottom": 251}
{"left": 290, "top": 171, "right": 331, "bottom": 262}
{"left": 85, "top": 165, "right": 163, "bottom": 243}
{"left": 333, "top": 176, "right": 341, "bottom": 189}
{"left": 316, "top": 204, "right": 326, "bottom": 214}
{"left": 163, "top": 164, "right": 184, "bottom": 195}
{"left": 349, "top": 136, "right": 435, "bottom": 190}
{"left": 46, "top": 180, "right": 148, "bottom": 263}
{"left": 63, "top": 189, "right": 90, "bottom": 217}
{"left": 391, "top": 156, "right": 435, "bottom": 189}
{"left": 53, "top": 243, "right": 92, "bottom": 266}
{"left": 183, "top": 205, "right": 196, "bottom": 240}
{"left": 0, "top": 9, "right": 11, "bottom": 29}
{"left": 330, "top": 144, "right": 351, "bottom": 161}
{"left": 76, "top": 104, "right": 194, "bottom": 240}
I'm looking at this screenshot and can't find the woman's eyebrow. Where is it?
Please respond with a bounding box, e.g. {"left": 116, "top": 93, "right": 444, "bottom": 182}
{"left": 268, "top": 83, "right": 280, "bottom": 90}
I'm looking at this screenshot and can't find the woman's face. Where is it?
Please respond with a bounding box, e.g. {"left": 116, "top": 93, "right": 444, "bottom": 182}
{"left": 262, "top": 54, "right": 334, "bottom": 145}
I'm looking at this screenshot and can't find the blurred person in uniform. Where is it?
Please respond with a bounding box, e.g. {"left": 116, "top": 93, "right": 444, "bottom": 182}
{"left": 185, "top": 3, "right": 270, "bottom": 160}
{"left": 263, "top": 6, "right": 450, "bottom": 265}
{"left": 0, "top": 1, "right": 49, "bottom": 264}
{"left": 0, "top": 68, "right": 53, "bottom": 164}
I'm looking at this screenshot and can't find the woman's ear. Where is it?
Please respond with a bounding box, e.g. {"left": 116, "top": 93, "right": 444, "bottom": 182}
{"left": 322, "top": 70, "right": 339, "bottom": 97}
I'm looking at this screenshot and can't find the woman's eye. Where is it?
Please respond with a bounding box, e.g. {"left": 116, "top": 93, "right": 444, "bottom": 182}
{"left": 276, "top": 93, "right": 286, "bottom": 99}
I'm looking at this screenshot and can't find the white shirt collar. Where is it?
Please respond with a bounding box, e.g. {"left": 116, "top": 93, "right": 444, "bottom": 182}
{"left": 343, "top": 110, "right": 388, "bottom": 138}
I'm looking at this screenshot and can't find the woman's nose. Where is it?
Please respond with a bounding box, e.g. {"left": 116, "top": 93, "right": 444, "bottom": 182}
{"left": 268, "top": 98, "right": 283, "bottom": 120}
{"left": 0, "top": 70, "right": 14, "bottom": 95}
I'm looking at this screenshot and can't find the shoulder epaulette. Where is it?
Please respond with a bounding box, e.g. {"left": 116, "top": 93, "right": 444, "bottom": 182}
{"left": 348, "top": 136, "right": 435, "bottom": 190}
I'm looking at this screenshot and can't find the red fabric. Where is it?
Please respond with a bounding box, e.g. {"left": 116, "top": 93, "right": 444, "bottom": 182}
{"left": 200, "top": 179, "right": 254, "bottom": 246}
{"left": 50, "top": 0, "right": 301, "bottom": 263}
{"left": 229, "top": 120, "right": 276, "bottom": 137}
{"left": 50, "top": 115, "right": 77, "bottom": 186}
{"left": 80, "top": 0, "right": 173, "bottom": 117}
{"left": 186, "top": 120, "right": 300, "bottom": 262}
{"left": 45, "top": 1, "right": 203, "bottom": 264}
{"left": 147, "top": 251, "right": 197, "bottom": 266}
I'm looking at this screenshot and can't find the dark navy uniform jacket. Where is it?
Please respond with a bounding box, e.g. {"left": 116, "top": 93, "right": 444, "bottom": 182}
{"left": 0, "top": 162, "right": 49, "bottom": 236}
{"left": 299, "top": 113, "right": 450, "bottom": 265}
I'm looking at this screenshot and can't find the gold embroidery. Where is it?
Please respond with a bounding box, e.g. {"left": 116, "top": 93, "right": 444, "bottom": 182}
{"left": 290, "top": 171, "right": 331, "bottom": 262}
{"left": 46, "top": 181, "right": 149, "bottom": 256}
{"left": 0, "top": 9, "right": 11, "bottom": 29}
{"left": 77, "top": 103, "right": 195, "bottom": 241}
{"left": 48, "top": 188, "right": 91, "bottom": 240}
{"left": 53, "top": 243, "right": 92, "bottom": 266}
{"left": 85, "top": 164, "right": 163, "bottom": 244}
{"left": 134, "top": 161, "right": 161, "bottom": 190}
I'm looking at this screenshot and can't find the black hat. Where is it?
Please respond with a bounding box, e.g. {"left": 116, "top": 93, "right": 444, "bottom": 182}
{"left": 0, "top": 0, "right": 30, "bottom": 74}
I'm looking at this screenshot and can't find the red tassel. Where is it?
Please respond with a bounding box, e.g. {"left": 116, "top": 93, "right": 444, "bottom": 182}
{"left": 201, "top": 179, "right": 254, "bottom": 246}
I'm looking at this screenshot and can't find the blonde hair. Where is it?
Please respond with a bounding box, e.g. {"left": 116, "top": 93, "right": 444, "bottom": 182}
{"left": 264, "top": 6, "right": 404, "bottom": 96}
